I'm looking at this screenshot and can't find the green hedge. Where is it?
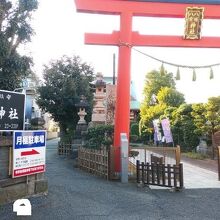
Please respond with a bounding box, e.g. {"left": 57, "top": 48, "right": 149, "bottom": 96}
{"left": 85, "top": 124, "right": 114, "bottom": 149}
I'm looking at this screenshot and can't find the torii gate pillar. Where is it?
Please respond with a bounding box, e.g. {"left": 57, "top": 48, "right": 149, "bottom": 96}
{"left": 74, "top": 0, "right": 220, "bottom": 173}
{"left": 113, "top": 12, "right": 132, "bottom": 173}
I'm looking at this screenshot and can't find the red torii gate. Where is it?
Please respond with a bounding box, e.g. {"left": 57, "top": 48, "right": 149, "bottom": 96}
{"left": 74, "top": 0, "right": 220, "bottom": 173}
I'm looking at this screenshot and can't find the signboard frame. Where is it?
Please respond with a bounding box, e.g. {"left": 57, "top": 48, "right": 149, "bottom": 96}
{"left": 0, "top": 89, "right": 25, "bottom": 131}
{"left": 12, "top": 130, "right": 46, "bottom": 178}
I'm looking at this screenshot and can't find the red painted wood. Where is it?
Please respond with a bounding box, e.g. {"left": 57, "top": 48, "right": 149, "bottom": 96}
{"left": 85, "top": 32, "right": 220, "bottom": 48}
{"left": 113, "top": 12, "right": 132, "bottom": 172}
{"left": 132, "top": 33, "right": 220, "bottom": 48}
{"left": 75, "top": 0, "right": 220, "bottom": 19}
{"left": 85, "top": 32, "right": 119, "bottom": 46}
{"left": 75, "top": 0, "right": 220, "bottom": 173}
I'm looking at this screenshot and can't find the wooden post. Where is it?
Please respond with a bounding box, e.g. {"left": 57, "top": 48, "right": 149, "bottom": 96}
{"left": 167, "top": 164, "right": 171, "bottom": 187}
{"left": 176, "top": 145, "right": 181, "bottom": 165}
{"left": 218, "top": 146, "right": 220, "bottom": 181}
{"left": 173, "top": 165, "right": 177, "bottom": 188}
{"left": 151, "top": 163, "right": 155, "bottom": 184}
{"left": 136, "top": 160, "right": 140, "bottom": 183}
{"left": 179, "top": 163, "right": 184, "bottom": 188}
{"left": 144, "top": 149, "right": 146, "bottom": 164}
{"left": 141, "top": 162, "right": 145, "bottom": 184}
{"left": 108, "top": 146, "right": 115, "bottom": 180}
{"left": 146, "top": 162, "right": 150, "bottom": 185}
{"left": 162, "top": 164, "right": 165, "bottom": 186}
{"left": 156, "top": 163, "right": 160, "bottom": 185}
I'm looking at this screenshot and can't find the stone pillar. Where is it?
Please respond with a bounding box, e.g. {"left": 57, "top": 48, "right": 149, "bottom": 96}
{"left": 120, "top": 133, "right": 128, "bottom": 183}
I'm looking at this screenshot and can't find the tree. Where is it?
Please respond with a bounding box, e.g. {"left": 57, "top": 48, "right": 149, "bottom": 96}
{"left": 140, "top": 67, "right": 180, "bottom": 142}
{"left": 37, "top": 55, "right": 94, "bottom": 137}
{"left": 192, "top": 97, "right": 220, "bottom": 145}
{"left": 171, "top": 104, "right": 199, "bottom": 151}
{"left": 0, "top": 0, "right": 38, "bottom": 90}
{"left": 142, "top": 68, "right": 175, "bottom": 106}
{"left": 205, "top": 96, "right": 220, "bottom": 136}
{"left": 139, "top": 103, "right": 166, "bottom": 135}
{"left": 191, "top": 103, "right": 207, "bottom": 137}
{"left": 157, "top": 87, "right": 185, "bottom": 107}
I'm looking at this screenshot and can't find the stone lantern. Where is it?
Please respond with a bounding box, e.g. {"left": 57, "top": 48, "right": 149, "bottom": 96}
{"left": 75, "top": 96, "right": 88, "bottom": 140}
{"left": 75, "top": 95, "right": 88, "bottom": 125}
{"left": 90, "top": 72, "right": 106, "bottom": 124}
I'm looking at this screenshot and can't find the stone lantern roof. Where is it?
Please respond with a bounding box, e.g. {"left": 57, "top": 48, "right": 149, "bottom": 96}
{"left": 75, "top": 95, "right": 88, "bottom": 108}
{"left": 90, "top": 72, "right": 106, "bottom": 88}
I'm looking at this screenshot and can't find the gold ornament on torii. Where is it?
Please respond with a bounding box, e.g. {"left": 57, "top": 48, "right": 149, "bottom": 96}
{"left": 184, "top": 7, "right": 204, "bottom": 40}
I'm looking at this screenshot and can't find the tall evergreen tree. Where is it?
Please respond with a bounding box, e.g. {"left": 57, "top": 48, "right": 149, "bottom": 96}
{"left": 0, "top": 0, "right": 38, "bottom": 90}
{"left": 37, "top": 55, "right": 94, "bottom": 137}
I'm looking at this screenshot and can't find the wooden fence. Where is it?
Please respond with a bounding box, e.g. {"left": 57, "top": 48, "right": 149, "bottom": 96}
{"left": 130, "top": 145, "right": 181, "bottom": 165}
{"left": 136, "top": 160, "right": 184, "bottom": 189}
{"left": 128, "top": 145, "right": 181, "bottom": 178}
{"left": 78, "top": 146, "right": 109, "bottom": 179}
{"left": 57, "top": 142, "right": 72, "bottom": 156}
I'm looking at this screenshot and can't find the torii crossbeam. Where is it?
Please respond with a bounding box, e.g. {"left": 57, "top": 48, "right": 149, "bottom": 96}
{"left": 74, "top": 0, "right": 220, "bottom": 173}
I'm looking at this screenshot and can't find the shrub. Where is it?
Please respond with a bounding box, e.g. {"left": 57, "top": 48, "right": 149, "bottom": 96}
{"left": 60, "top": 133, "right": 74, "bottom": 144}
{"left": 85, "top": 124, "right": 114, "bottom": 149}
{"left": 130, "top": 123, "right": 139, "bottom": 136}
{"left": 130, "top": 134, "right": 139, "bottom": 143}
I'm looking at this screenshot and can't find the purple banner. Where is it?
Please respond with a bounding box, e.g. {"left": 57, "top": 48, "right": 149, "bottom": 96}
{"left": 161, "top": 118, "right": 173, "bottom": 143}
{"left": 153, "top": 119, "right": 162, "bottom": 142}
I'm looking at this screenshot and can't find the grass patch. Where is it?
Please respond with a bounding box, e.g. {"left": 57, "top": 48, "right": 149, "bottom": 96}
{"left": 182, "top": 152, "right": 209, "bottom": 160}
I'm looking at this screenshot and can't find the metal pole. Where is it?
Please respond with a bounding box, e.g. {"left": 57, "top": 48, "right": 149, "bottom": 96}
{"left": 113, "top": 53, "right": 116, "bottom": 85}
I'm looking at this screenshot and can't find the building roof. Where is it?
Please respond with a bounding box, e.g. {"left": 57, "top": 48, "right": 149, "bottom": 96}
{"left": 104, "top": 76, "right": 140, "bottom": 110}
{"left": 131, "top": 100, "right": 140, "bottom": 110}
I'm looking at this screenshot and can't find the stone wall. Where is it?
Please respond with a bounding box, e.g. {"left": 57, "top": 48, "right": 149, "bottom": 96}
{"left": 0, "top": 173, "right": 48, "bottom": 205}
{"left": 0, "top": 146, "right": 10, "bottom": 180}
{"left": 0, "top": 142, "right": 48, "bottom": 205}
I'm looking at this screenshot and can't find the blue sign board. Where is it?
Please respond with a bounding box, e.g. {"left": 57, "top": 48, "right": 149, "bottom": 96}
{"left": 14, "top": 130, "right": 46, "bottom": 149}
{"left": 130, "top": 0, "right": 220, "bottom": 4}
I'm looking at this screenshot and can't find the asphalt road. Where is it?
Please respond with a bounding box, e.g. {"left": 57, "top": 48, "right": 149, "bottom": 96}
{"left": 1, "top": 138, "right": 220, "bottom": 220}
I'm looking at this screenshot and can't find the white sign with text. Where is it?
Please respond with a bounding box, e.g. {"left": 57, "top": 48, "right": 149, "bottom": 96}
{"left": 13, "top": 130, "right": 46, "bottom": 178}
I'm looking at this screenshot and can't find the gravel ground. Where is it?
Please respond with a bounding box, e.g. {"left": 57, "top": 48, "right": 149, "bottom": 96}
{"left": 1, "top": 138, "right": 220, "bottom": 220}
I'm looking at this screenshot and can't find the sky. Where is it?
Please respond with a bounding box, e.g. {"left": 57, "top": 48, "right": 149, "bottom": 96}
{"left": 22, "top": 0, "right": 220, "bottom": 103}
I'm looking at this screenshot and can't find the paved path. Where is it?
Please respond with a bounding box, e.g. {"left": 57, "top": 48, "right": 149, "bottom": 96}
{"left": 1, "top": 139, "right": 220, "bottom": 220}
{"left": 130, "top": 148, "right": 220, "bottom": 189}
{"left": 183, "top": 160, "right": 220, "bottom": 189}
